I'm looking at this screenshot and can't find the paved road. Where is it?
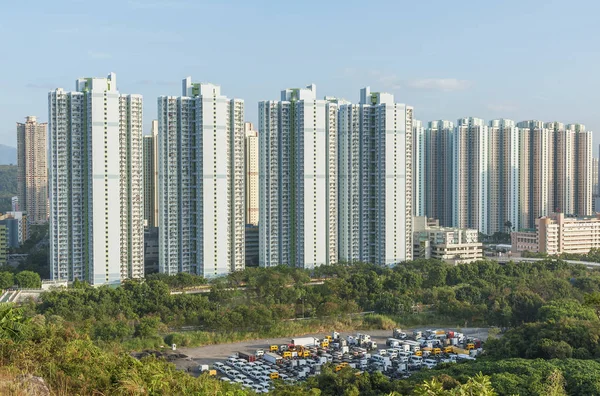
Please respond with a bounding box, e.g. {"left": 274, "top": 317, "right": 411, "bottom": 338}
{"left": 175, "top": 327, "right": 490, "bottom": 371}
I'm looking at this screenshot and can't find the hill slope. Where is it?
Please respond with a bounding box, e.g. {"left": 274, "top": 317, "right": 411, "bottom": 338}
{"left": 0, "top": 165, "right": 17, "bottom": 212}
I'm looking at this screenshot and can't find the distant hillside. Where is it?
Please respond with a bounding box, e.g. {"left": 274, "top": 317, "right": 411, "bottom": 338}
{"left": 0, "top": 144, "right": 17, "bottom": 165}
{"left": 0, "top": 165, "right": 17, "bottom": 212}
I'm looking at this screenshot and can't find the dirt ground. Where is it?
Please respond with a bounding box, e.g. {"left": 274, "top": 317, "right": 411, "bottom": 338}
{"left": 173, "top": 327, "right": 490, "bottom": 373}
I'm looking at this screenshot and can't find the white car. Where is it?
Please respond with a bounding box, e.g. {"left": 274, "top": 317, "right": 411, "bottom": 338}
{"left": 423, "top": 359, "right": 438, "bottom": 369}
{"left": 220, "top": 377, "right": 231, "bottom": 382}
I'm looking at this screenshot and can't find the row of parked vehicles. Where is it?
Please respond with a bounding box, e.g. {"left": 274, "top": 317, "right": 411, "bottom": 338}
{"left": 203, "top": 329, "right": 484, "bottom": 392}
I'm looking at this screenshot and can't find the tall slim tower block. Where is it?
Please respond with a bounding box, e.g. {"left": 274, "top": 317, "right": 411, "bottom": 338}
{"left": 17, "top": 116, "right": 48, "bottom": 224}
{"left": 426, "top": 120, "right": 454, "bottom": 227}
{"left": 158, "top": 78, "right": 245, "bottom": 277}
{"left": 337, "top": 88, "right": 413, "bottom": 265}
{"left": 413, "top": 120, "right": 426, "bottom": 217}
{"left": 48, "top": 73, "right": 144, "bottom": 285}
{"left": 453, "top": 118, "right": 489, "bottom": 233}
{"left": 245, "top": 122, "right": 259, "bottom": 226}
{"left": 488, "top": 119, "right": 520, "bottom": 233}
{"left": 259, "top": 84, "right": 338, "bottom": 268}
{"left": 143, "top": 120, "right": 159, "bottom": 228}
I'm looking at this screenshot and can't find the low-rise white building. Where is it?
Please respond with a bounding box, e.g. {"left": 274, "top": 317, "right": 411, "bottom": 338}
{"left": 413, "top": 216, "right": 483, "bottom": 264}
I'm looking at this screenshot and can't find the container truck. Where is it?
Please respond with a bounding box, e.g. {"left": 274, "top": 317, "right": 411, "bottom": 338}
{"left": 291, "top": 337, "right": 319, "bottom": 347}
{"left": 238, "top": 352, "right": 256, "bottom": 362}
{"left": 263, "top": 352, "right": 283, "bottom": 365}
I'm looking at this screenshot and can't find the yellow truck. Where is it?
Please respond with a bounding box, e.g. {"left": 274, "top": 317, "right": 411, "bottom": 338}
{"left": 467, "top": 343, "right": 475, "bottom": 350}
{"left": 270, "top": 345, "right": 278, "bottom": 352}
{"left": 283, "top": 351, "right": 292, "bottom": 359}
{"left": 444, "top": 346, "right": 453, "bottom": 354}
{"left": 432, "top": 348, "right": 441, "bottom": 355}
{"left": 270, "top": 372, "right": 279, "bottom": 380}
{"left": 451, "top": 346, "right": 470, "bottom": 355}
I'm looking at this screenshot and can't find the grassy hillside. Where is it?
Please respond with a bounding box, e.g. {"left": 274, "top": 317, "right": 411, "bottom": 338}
{"left": 0, "top": 165, "right": 17, "bottom": 212}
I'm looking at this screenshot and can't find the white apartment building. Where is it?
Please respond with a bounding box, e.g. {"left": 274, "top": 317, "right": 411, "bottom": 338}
{"left": 259, "top": 84, "right": 337, "bottom": 269}
{"left": 158, "top": 77, "right": 244, "bottom": 277}
{"left": 413, "top": 120, "right": 426, "bottom": 217}
{"left": 488, "top": 119, "right": 520, "bottom": 234}
{"left": 245, "top": 122, "right": 259, "bottom": 226}
{"left": 143, "top": 120, "right": 159, "bottom": 228}
{"left": 337, "top": 88, "right": 413, "bottom": 265}
{"left": 453, "top": 117, "right": 489, "bottom": 233}
{"left": 49, "top": 73, "right": 144, "bottom": 285}
{"left": 426, "top": 120, "right": 454, "bottom": 227}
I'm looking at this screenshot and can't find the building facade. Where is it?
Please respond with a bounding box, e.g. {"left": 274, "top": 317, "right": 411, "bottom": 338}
{"left": 48, "top": 73, "right": 144, "bottom": 285}
{"left": 259, "top": 84, "right": 338, "bottom": 269}
{"left": 413, "top": 216, "right": 482, "bottom": 264}
{"left": 453, "top": 118, "right": 489, "bottom": 233}
{"left": 245, "top": 122, "right": 259, "bottom": 226}
{"left": 413, "top": 120, "right": 426, "bottom": 217}
{"left": 17, "top": 116, "right": 48, "bottom": 224}
{"left": 488, "top": 119, "right": 520, "bottom": 234}
{"left": 512, "top": 213, "right": 600, "bottom": 255}
{"left": 337, "top": 88, "right": 413, "bottom": 265}
{"left": 0, "top": 224, "right": 6, "bottom": 267}
{"left": 426, "top": 120, "right": 454, "bottom": 227}
{"left": 158, "top": 77, "right": 245, "bottom": 277}
{"left": 143, "top": 120, "right": 159, "bottom": 228}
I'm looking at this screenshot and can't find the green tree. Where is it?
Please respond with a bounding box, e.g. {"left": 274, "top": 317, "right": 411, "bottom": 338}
{"left": 0, "top": 271, "right": 14, "bottom": 289}
{"left": 14, "top": 270, "right": 41, "bottom": 288}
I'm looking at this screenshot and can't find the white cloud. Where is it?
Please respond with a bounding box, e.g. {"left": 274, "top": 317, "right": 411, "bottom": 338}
{"left": 341, "top": 69, "right": 472, "bottom": 92}
{"left": 406, "top": 78, "right": 471, "bottom": 92}
{"left": 487, "top": 103, "right": 518, "bottom": 112}
{"left": 87, "top": 51, "right": 112, "bottom": 60}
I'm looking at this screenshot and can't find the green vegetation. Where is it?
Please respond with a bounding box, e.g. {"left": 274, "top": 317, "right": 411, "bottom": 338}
{"left": 2, "top": 258, "right": 600, "bottom": 394}
{"left": 0, "top": 165, "right": 17, "bottom": 213}
{"left": 522, "top": 247, "right": 600, "bottom": 263}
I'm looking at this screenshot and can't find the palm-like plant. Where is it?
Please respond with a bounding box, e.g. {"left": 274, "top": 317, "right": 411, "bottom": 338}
{"left": 0, "top": 305, "right": 29, "bottom": 341}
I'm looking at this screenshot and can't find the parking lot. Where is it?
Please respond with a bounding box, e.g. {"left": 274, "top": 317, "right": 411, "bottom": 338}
{"left": 171, "top": 327, "right": 489, "bottom": 392}
{"left": 178, "top": 327, "right": 489, "bottom": 367}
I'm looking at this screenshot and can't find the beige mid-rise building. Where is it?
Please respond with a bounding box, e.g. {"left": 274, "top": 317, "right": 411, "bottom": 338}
{"left": 17, "top": 116, "right": 48, "bottom": 224}
{"left": 512, "top": 213, "right": 600, "bottom": 255}
{"left": 413, "top": 216, "right": 482, "bottom": 264}
{"left": 245, "top": 122, "right": 259, "bottom": 226}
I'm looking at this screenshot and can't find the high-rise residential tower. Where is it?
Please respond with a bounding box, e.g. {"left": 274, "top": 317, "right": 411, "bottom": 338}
{"left": 245, "top": 122, "right": 259, "bottom": 226}
{"left": 516, "top": 120, "right": 554, "bottom": 228}
{"left": 593, "top": 157, "right": 599, "bottom": 197}
{"left": 426, "top": 120, "right": 454, "bottom": 227}
{"left": 565, "top": 124, "right": 592, "bottom": 216}
{"left": 17, "top": 116, "right": 48, "bottom": 224}
{"left": 259, "top": 84, "right": 338, "bottom": 268}
{"left": 453, "top": 118, "right": 489, "bottom": 233}
{"left": 143, "top": 120, "right": 159, "bottom": 228}
{"left": 158, "top": 77, "right": 245, "bottom": 277}
{"left": 488, "top": 119, "right": 520, "bottom": 233}
{"left": 48, "top": 73, "right": 144, "bottom": 285}
{"left": 337, "top": 88, "right": 413, "bottom": 265}
{"left": 413, "top": 120, "right": 426, "bottom": 217}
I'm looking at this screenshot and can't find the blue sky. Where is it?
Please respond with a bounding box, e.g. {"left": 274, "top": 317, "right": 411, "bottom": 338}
{"left": 1, "top": 0, "right": 600, "bottom": 149}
